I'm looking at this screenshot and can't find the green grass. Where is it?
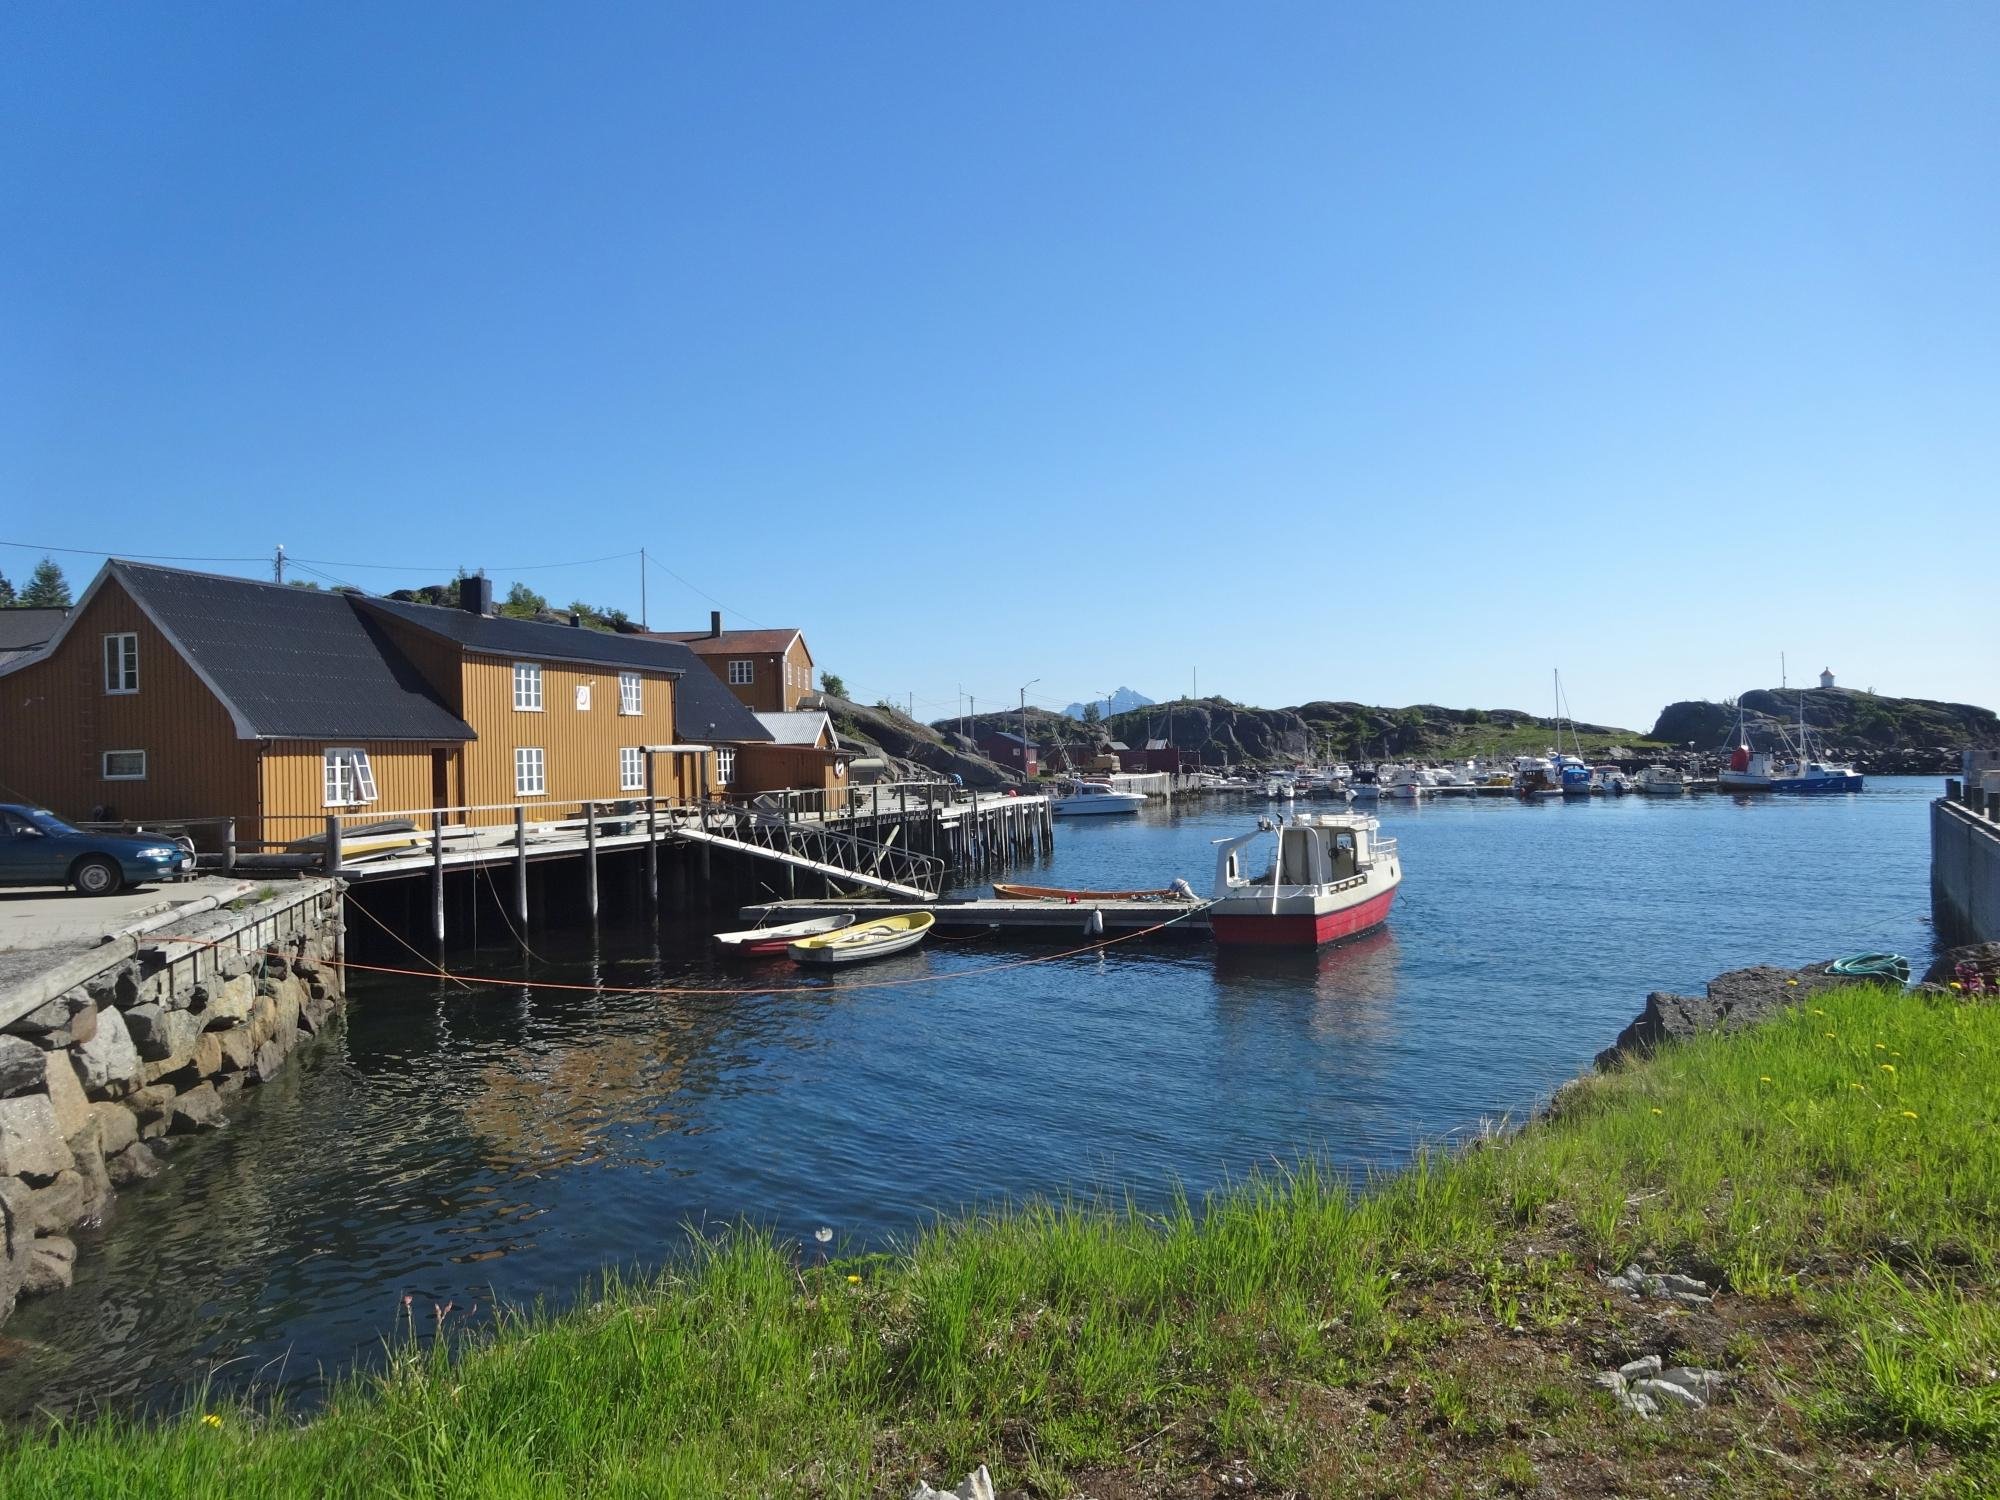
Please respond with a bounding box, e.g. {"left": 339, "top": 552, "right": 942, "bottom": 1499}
{"left": 4, "top": 983, "right": 1995, "bottom": 1497}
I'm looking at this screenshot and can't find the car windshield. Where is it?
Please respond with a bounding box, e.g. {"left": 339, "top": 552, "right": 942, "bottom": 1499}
{"left": 20, "top": 809, "right": 79, "bottom": 836}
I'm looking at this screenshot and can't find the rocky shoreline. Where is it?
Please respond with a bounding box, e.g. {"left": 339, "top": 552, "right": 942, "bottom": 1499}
{"left": 0, "top": 883, "right": 344, "bottom": 1328}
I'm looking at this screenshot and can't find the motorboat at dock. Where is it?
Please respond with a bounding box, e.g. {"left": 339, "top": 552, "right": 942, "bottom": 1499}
{"left": 1050, "top": 780, "right": 1147, "bottom": 817}
{"left": 1637, "top": 765, "right": 1688, "bottom": 795}
{"left": 1208, "top": 811, "right": 1402, "bottom": 947}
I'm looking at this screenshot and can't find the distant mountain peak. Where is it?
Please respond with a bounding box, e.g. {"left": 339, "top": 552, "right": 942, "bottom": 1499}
{"left": 1063, "top": 686, "right": 1154, "bottom": 720}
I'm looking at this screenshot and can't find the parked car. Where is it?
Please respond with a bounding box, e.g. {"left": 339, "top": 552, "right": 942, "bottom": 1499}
{"left": 0, "top": 804, "right": 194, "bottom": 895}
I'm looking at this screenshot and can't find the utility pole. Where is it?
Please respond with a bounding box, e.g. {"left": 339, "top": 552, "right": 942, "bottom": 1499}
{"left": 273, "top": 544, "right": 285, "bottom": 585}
{"left": 1020, "top": 679, "right": 1039, "bottom": 780}
{"left": 640, "top": 548, "right": 648, "bottom": 629}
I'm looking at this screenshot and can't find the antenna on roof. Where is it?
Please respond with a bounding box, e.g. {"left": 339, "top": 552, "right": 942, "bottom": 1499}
{"left": 273, "top": 544, "right": 286, "bottom": 585}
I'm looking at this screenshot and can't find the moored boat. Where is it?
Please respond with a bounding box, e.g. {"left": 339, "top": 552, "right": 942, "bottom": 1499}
{"left": 714, "top": 912, "right": 855, "bottom": 956}
{"left": 789, "top": 911, "right": 935, "bottom": 966}
{"left": 1051, "top": 781, "right": 1147, "bottom": 817}
{"left": 1208, "top": 811, "right": 1403, "bottom": 947}
{"left": 992, "top": 881, "right": 1196, "bottom": 903}
{"left": 1637, "top": 765, "right": 1688, "bottom": 795}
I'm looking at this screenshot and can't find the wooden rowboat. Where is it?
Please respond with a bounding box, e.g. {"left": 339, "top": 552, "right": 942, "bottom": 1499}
{"left": 789, "top": 912, "right": 934, "bottom": 967}
{"left": 713, "top": 913, "right": 855, "bottom": 957}
{"left": 992, "top": 883, "right": 1191, "bottom": 903}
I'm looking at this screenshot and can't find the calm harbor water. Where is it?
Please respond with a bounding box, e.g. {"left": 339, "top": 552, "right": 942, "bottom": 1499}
{"left": 0, "top": 779, "right": 1940, "bottom": 1417}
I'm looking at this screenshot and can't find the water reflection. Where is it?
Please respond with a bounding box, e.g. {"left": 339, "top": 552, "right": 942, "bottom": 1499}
{"left": 1211, "top": 928, "right": 1401, "bottom": 1041}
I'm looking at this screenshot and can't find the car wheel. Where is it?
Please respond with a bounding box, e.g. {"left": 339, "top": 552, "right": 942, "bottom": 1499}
{"left": 74, "top": 856, "right": 124, "bottom": 897}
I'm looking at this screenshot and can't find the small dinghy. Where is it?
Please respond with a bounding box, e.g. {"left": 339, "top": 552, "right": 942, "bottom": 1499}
{"left": 789, "top": 912, "right": 935, "bottom": 967}
{"left": 713, "top": 913, "right": 855, "bottom": 957}
{"left": 992, "top": 882, "right": 1195, "bottom": 903}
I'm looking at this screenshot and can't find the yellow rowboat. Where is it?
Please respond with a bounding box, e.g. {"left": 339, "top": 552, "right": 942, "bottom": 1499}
{"left": 788, "top": 911, "right": 935, "bottom": 967}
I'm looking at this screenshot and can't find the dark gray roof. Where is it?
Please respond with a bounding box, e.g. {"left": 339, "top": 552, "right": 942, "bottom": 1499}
{"left": 0, "top": 607, "right": 65, "bottom": 654}
{"left": 356, "top": 596, "right": 768, "bottom": 743}
{"left": 361, "top": 597, "right": 698, "bottom": 673}
{"left": 112, "top": 563, "right": 475, "bottom": 742}
{"left": 666, "top": 645, "right": 773, "bottom": 744}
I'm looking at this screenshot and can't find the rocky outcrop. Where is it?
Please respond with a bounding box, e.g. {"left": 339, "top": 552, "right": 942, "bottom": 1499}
{"left": 819, "top": 695, "right": 1021, "bottom": 788}
{"left": 0, "top": 882, "right": 343, "bottom": 1329}
{"left": 1921, "top": 942, "right": 2000, "bottom": 990}
{"left": 1594, "top": 963, "right": 1860, "bottom": 1070}
{"left": 1652, "top": 688, "right": 1998, "bottom": 769}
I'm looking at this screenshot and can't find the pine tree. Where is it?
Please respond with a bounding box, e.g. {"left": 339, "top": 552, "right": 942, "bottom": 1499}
{"left": 0, "top": 571, "right": 14, "bottom": 606}
{"left": 20, "top": 557, "right": 71, "bottom": 608}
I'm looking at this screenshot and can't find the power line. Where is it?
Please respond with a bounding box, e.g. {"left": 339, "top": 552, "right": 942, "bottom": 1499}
{"left": 0, "top": 539, "right": 267, "bottom": 564}
{"left": 644, "top": 551, "right": 766, "bottom": 628}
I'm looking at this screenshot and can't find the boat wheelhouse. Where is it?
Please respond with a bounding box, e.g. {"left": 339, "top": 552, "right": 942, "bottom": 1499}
{"left": 1208, "top": 811, "right": 1402, "bottom": 947}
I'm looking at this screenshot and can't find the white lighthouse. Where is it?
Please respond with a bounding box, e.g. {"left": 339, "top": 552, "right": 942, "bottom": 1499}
{"left": 1819, "top": 667, "right": 1835, "bottom": 690}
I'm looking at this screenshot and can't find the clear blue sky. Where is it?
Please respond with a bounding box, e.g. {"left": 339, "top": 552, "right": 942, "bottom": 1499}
{"left": 4, "top": 4, "right": 1994, "bottom": 732}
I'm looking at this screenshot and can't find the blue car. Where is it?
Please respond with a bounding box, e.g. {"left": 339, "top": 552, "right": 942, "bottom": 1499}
{"left": 0, "top": 804, "right": 194, "bottom": 896}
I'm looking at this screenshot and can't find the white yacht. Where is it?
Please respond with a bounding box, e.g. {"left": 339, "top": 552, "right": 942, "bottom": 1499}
{"left": 1050, "top": 781, "right": 1146, "bottom": 817}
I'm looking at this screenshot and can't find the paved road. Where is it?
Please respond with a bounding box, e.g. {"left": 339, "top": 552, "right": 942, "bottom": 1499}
{"left": 0, "top": 876, "right": 254, "bottom": 955}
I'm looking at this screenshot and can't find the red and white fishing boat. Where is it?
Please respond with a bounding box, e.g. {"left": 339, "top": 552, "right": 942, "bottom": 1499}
{"left": 1208, "top": 812, "right": 1402, "bottom": 947}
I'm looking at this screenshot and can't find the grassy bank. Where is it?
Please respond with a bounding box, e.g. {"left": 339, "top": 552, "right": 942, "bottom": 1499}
{"left": 5, "top": 982, "right": 1996, "bottom": 1497}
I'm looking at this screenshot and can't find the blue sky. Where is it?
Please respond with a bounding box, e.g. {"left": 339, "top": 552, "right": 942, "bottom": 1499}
{"left": 4, "top": 4, "right": 1994, "bottom": 732}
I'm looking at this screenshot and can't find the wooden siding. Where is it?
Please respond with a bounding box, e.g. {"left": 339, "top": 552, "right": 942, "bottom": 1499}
{"left": 0, "top": 580, "right": 260, "bottom": 827}
{"left": 701, "top": 638, "right": 813, "bottom": 713}
{"left": 735, "top": 743, "right": 848, "bottom": 796}
{"left": 256, "top": 741, "right": 461, "bottom": 845}
{"left": 456, "top": 654, "right": 702, "bottom": 812}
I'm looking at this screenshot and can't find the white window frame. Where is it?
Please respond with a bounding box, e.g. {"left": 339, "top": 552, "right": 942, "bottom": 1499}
{"left": 618, "top": 671, "right": 642, "bottom": 716}
{"left": 101, "top": 749, "right": 147, "bottom": 781}
{"left": 103, "top": 633, "right": 139, "bottom": 694}
{"left": 714, "top": 747, "right": 736, "bottom": 786}
{"left": 619, "top": 746, "right": 645, "bottom": 792}
{"left": 515, "top": 746, "right": 547, "bottom": 797}
{"left": 727, "top": 659, "right": 754, "bottom": 686}
{"left": 513, "top": 662, "right": 543, "bottom": 712}
{"left": 323, "top": 748, "right": 378, "bottom": 807}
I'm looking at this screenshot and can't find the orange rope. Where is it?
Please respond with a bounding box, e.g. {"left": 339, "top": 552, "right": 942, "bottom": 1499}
{"left": 140, "top": 904, "right": 1208, "bottom": 999}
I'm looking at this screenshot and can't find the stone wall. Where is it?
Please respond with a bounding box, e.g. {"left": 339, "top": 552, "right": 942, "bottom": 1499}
{"left": 0, "top": 881, "right": 343, "bottom": 1327}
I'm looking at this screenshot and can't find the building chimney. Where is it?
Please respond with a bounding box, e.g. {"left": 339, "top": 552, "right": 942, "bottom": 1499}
{"left": 459, "top": 575, "right": 494, "bottom": 615}
{"left": 709, "top": 610, "right": 722, "bottom": 639}
{"left": 569, "top": 611, "right": 583, "bottom": 628}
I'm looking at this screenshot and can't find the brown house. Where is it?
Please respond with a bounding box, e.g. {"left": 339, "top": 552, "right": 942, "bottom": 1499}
{"left": 646, "top": 613, "right": 816, "bottom": 713}
{"left": 0, "top": 562, "right": 729, "bottom": 846}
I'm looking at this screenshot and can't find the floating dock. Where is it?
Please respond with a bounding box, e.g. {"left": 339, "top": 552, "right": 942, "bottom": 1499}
{"left": 734, "top": 897, "right": 1212, "bottom": 940}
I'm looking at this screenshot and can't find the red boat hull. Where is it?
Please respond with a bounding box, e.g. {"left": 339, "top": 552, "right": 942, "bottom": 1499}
{"left": 1208, "top": 885, "right": 1398, "bottom": 948}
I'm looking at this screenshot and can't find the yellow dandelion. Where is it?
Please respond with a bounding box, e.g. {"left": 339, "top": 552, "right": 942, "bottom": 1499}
{"left": 1948, "top": 981, "right": 1962, "bottom": 991}
{"left": 1890, "top": 1051, "right": 1901, "bottom": 1058}
{"left": 1901, "top": 1110, "right": 1917, "bottom": 1119}
{"left": 846, "top": 1274, "right": 861, "bottom": 1284}
{"left": 1650, "top": 1107, "right": 1664, "bottom": 1115}
{"left": 1810, "top": 1008, "right": 1827, "bottom": 1016}
{"left": 1874, "top": 1043, "right": 1886, "bottom": 1050}
{"left": 1851, "top": 1082, "right": 1867, "bottom": 1092}
{"left": 1759, "top": 1075, "right": 1773, "bottom": 1084}
{"left": 201, "top": 1414, "right": 222, "bottom": 1428}
{"left": 1824, "top": 1032, "right": 1838, "bottom": 1040}
{"left": 1786, "top": 979, "right": 1799, "bottom": 987}
{"left": 1880, "top": 1064, "right": 1896, "bottom": 1074}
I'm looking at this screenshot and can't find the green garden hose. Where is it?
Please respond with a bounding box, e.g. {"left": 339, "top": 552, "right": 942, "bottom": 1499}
{"left": 1828, "top": 952, "right": 1911, "bottom": 983}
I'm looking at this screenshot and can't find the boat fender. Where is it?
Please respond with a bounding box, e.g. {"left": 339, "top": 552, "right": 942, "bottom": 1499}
{"left": 1086, "top": 909, "right": 1104, "bottom": 936}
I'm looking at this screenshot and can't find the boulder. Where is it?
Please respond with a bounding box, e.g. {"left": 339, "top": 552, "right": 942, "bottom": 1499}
{"left": 71, "top": 1006, "right": 142, "bottom": 1098}
{"left": 21, "top": 1235, "right": 75, "bottom": 1297}
{"left": 251, "top": 1037, "right": 289, "bottom": 1084}
{"left": 1596, "top": 964, "right": 1855, "bottom": 1069}
{"left": 105, "top": 1142, "right": 162, "bottom": 1187}
{"left": 27, "top": 1168, "right": 89, "bottom": 1235}
{"left": 0, "top": 1178, "right": 32, "bottom": 1318}
{"left": 0, "top": 1094, "right": 74, "bottom": 1180}
{"left": 63, "top": 1113, "right": 112, "bottom": 1225}
{"left": 216, "top": 1029, "right": 259, "bottom": 1074}
{"left": 42, "top": 1050, "right": 92, "bottom": 1140}
{"left": 166, "top": 1083, "right": 225, "bottom": 1134}
{"left": 89, "top": 1101, "right": 140, "bottom": 1158}
{"left": 125, "top": 1004, "right": 204, "bottom": 1067}
{"left": 190, "top": 1031, "right": 224, "bottom": 1079}
{"left": 6, "top": 993, "right": 96, "bottom": 1049}
{"left": 203, "top": 975, "right": 257, "bottom": 1030}
{"left": 0, "top": 1036, "right": 47, "bottom": 1098}
{"left": 82, "top": 963, "right": 140, "bottom": 1010}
